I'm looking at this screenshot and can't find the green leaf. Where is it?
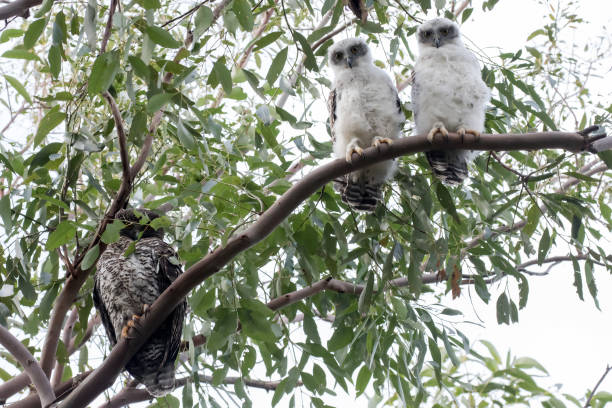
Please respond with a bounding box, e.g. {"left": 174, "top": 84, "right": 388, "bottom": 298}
{"left": 207, "top": 308, "right": 238, "bottom": 351}
{"left": 355, "top": 365, "right": 371, "bottom": 396}
{"left": 266, "top": 47, "right": 287, "bottom": 86}
{"left": 517, "top": 273, "right": 529, "bottom": 309}
{"left": 572, "top": 256, "right": 583, "bottom": 300}
{"left": 253, "top": 32, "right": 282, "bottom": 52}
{"left": 213, "top": 57, "right": 232, "bottom": 94}
{"left": 2, "top": 49, "right": 41, "bottom": 61}
{"left": 514, "top": 357, "right": 548, "bottom": 374}
{"left": 0, "top": 196, "right": 13, "bottom": 235}
{"left": 46, "top": 221, "right": 76, "bottom": 251}
{"left": 358, "top": 21, "right": 385, "bottom": 33}
{"left": 537, "top": 228, "right": 551, "bottom": 264}
{"left": 191, "top": 287, "right": 216, "bottom": 317}
{"left": 147, "top": 92, "right": 174, "bottom": 114}
{"left": 30, "top": 143, "right": 64, "bottom": 173}
{"left": 232, "top": 0, "right": 254, "bottom": 31}
{"left": 81, "top": 244, "right": 100, "bottom": 270}
{"left": 292, "top": 31, "right": 317, "bottom": 71}
{"left": 327, "top": 325, "right": 353, "bottom": 352}
{"left": 496, "top": 292, "right": 510, "bottom": 324}
{"left": 442, "top": 329, "right": 459, "bottom": 366}
{"left": 177, "top": 118, "right": 196, "bottom": 150}
{"left": 238, "top": 306, "right": 277, "bottom": 343}
{"left": 145, "top": 25, "right": 181, "bottom": 48}
{"left": 435, "top": 183, "right": 459, "bottom": 221}
{"left": 48, "top": 44, "right": 61, "bottom": 78}
{"left": 4, "top": 74, "right": 32, "bottom": 103}
{"left": 24, "top": 18, "right": 47, "bottom": 49}
{"left": 358, "top": 270, "right": 374, "bottom": 317}
{"left": 34, "top": 0, "right": 54, "bottom": 17}
{"left": 523, "top": 204, "right": 540, "bottom": 237}
{"left": 88, "top": 51, "right": 120, "bottom": 95}
{"left": 100, "top": 220, "right": 125, "bottom": 244}
{"left": 34, "top": 106, "right": 66, "bottom": 146}
{"left": 598, "top": 151, "right": 612, "bottom": 169}
{"left": 194, "top": 6, "right": 213, "bottom": 36}
{"left": 585, "top": 260, "right": 599, "bottom": 309}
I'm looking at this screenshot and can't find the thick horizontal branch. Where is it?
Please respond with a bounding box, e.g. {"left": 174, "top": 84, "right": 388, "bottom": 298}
{"left": 97, "top": 375, "right": 289, "bottom": 408}
{"left": 9, "top": 371, "right": 92, "bottom": 408}
{"left": 0, "top": 0, "right": 43, "bottom": 20}
{"left": 58, "top": 128, "right": 607, "bottom": 407}
{"left": 0, "top": 325, "right": 55, "bottom": 408}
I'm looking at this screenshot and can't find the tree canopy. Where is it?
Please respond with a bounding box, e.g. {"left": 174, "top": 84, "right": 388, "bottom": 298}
{"left": 0, "top": 0, "right": 611, "bottom": 407}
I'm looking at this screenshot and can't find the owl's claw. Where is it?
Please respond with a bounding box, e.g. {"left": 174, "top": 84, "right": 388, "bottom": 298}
{"left": 345, "top": 139, "right": 364, "bottom": 162}
{"left": 372, "top": 136, "right": 393, "bottom": 147}
{"left": 426, "top": 122, "right": 449, "bottom": 143}
{"left": 121, "top": 320, "right": 138, "bottom": 339}
{"left": 457, "top": 127, "right": 480, "bottom": 143}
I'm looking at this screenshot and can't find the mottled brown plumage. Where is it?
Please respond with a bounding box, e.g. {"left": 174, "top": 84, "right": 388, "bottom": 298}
{"left": 93, "top": 209, "right": 186, "bottom": 396}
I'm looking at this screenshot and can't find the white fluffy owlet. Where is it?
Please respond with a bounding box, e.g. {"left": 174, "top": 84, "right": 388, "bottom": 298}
{"left": 327, "top": 38, "right": 405, "bottom": 211}
{"left": 411, "top": 18, "right": 490, "bottom": 185}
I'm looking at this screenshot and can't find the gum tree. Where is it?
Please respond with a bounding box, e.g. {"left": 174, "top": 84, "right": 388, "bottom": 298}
{"left": 0, "top": 0, "right": 610, "bottom": 407}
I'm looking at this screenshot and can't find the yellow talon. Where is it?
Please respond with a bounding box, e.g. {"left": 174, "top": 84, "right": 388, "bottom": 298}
{"left": 372, "top": 137, "right": 393, "bottom": 147}
{"left": 345, "top": 145, "right": 364, "bottom": 163}
{"left": 426, "top": 122, "right": 449, "bottom": 143}
{"left": 457, "top": 127, "right": 480, "bottom": 143}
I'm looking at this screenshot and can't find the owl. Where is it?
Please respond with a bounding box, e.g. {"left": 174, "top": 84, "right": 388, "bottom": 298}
{"left": 93, "top": 208, "right": 186, "bottom": 396}
{"left": 327, "top": 38, "right": 404, "bottom": 211}
{"left": 411, "top": 18, "right": 490, "bottom": 185}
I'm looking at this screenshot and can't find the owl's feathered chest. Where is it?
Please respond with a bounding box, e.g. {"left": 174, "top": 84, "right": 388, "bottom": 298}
{"left": 332, "top": 66, "right": 402, "bottom": 140}
{"left": 95, "top": 236, "right": 176, "bottom": 336}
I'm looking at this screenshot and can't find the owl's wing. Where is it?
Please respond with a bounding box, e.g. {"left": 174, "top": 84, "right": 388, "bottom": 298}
{"left": 409, "top": 70, "right": 419, "bottom": 122}
{"left": 93, "top": 276, "right": 117, "bottom": 346}
{"left": 327, "top": 88, "right": 337, "bottom": 145}
{"left": 343, "top": 0, "right": 367, "bottom": 22}
{"left": 155, "top": 242, "right": 187, "bottom": 364}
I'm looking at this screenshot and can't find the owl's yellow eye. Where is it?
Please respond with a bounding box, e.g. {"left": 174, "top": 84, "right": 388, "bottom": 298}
{"left": 423, "top": 30, "right": 432, "bottom": 37}
{"left": 351, "top": 46, "right": 358, "bottom": 54}
{"left": 334, "top": 52, "right": 343, "bottom": 60}
{"left": 441, "top": 28, "right": 449, "bottom": 35}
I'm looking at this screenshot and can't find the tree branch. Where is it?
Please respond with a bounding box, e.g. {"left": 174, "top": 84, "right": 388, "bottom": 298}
{"left": 99, "top": 0, "right": 118, "bottom": 54}
{"left": 0, "top": 0, "right": 43, "bottom": 20}
{"left": 51, "top": 308, "right": 78, "bottom": 387}
{"left": 0, "top": 325, "right": 55, "bottom": 408}
{"left": 584, "top": 365, "right": 612, "bottom": 407}
{"left": 57, "top": 128, "right": 607, "bottom": 408}
{"left": 96, "top": 375, "right": 290, "bottom": 408}
{"left": 102, "top": 91, "right": 131, "bottom": 183}
{"left": 8, "top": 371, "right": 92, "bottom": 408}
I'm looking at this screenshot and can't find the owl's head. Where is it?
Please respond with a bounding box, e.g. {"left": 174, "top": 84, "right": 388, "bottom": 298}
{"left": 417, "top": 18, "right": 462, "bottom": 49}
{"left": 328, "top": 38, "right": 372, "bottom": 72}
{"left": 115, "top": 208, "right": 164, "bottom": 240}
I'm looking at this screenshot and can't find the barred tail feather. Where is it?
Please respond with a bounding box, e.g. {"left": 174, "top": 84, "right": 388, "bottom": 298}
{"left": 141, "top": 364, "right": 176, "bottom": 397}
{"left": 333, "top": 177, "right": 381, "bottom": 212}
{"left": 426, "top": 150, "right": 469, "bottom": 186}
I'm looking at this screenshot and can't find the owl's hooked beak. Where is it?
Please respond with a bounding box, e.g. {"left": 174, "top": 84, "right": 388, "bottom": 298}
{"left": 433, "top": 35, "right": 441, "bottom": 48}
{"left": 346, "top": 55, "right": 354, "bottom": 68}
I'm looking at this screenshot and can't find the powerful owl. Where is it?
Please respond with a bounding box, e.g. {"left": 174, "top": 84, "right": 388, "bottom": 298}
{"left": 328, "top": 38, "right": 404, "bottom": 211}
{"left": 93, "top": 208, "right": 186, "bottom": 396}
{"left": 412, "top": 18, "right": 490, "bottom": 185}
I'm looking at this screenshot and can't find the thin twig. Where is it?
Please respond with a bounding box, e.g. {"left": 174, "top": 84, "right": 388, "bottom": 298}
{"left": 99, "top": 0, "right": 118, "bottom": 54}
{"left": 584, "top": 365, "right": 612, "bottom": 407}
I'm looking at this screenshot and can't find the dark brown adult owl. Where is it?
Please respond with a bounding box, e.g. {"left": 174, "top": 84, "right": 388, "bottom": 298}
{"left": 93, "top": 208, "right": 186, "bottom": 396}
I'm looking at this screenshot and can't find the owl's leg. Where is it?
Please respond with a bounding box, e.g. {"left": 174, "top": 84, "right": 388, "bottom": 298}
{"left": 426, "top": 122, "right": 449, "bottom": 143}
{"left": 456, "top": 126, "right": 480, "bottom": 143}
{"left": 372, "top": 136, "right": 393, "bottom": 147}
{"left": 345, "top": 138, "right": 364, "bottom": 162}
